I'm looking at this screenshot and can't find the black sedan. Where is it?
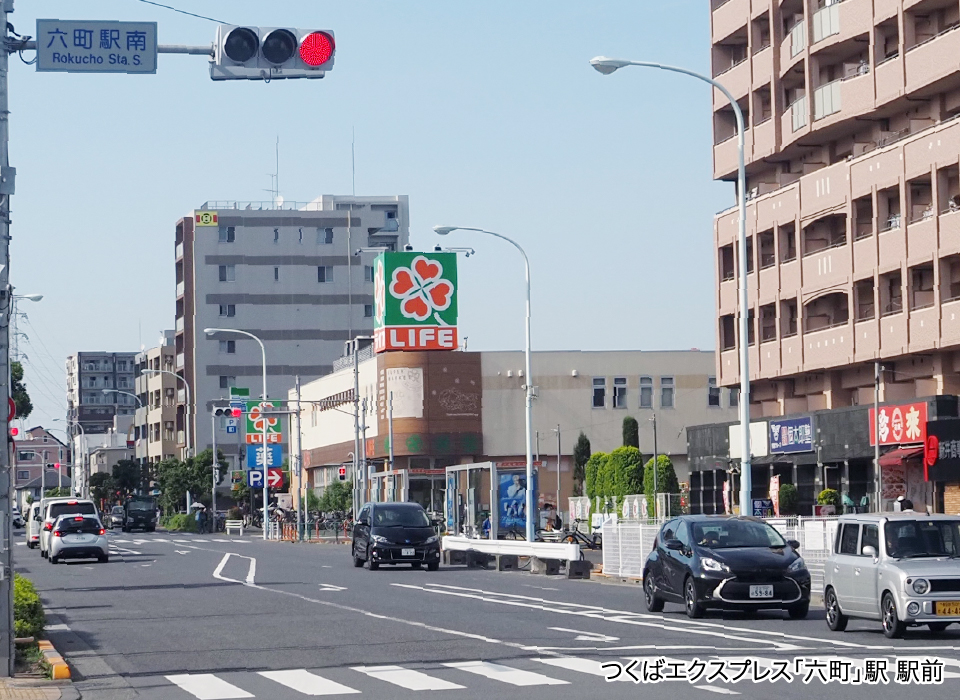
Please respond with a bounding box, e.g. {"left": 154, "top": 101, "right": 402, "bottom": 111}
{"left": 352, "top": 502, "right": 441, "bottom": 571}
{"left": 643, "top": 515, "right": 811, "bottom": 619}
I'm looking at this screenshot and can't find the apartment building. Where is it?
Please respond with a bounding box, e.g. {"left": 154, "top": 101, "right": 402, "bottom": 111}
{"left": 175, "top": 195, "right": 410, "bottom": 466}
{"left": 13, "top": 427, "right": 69, "bottom": 510}
{"left": 695, "top": 0, "right": 960, "bottom": 513}
{"left": 134, "top": 332, "right": 179, "bottom": 465}
{"left": 66, "top": 352, "right": 138, "bottom": 435}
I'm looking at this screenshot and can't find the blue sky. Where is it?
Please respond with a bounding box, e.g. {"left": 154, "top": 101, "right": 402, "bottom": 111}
{"left": 12, "top": 0, "right": 730, "bottom": 428}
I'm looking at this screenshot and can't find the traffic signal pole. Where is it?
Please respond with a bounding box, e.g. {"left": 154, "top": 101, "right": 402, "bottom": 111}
{"left": 211, "top": 413, "right": 217, "bottom": 529}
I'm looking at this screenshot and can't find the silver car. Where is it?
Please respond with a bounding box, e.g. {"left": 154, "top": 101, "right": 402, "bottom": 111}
{"left": 48, "top": 515, "right": 109, "bottom": 564}
{"left": 824, "top": 513, "right": 960, "bottom": 638}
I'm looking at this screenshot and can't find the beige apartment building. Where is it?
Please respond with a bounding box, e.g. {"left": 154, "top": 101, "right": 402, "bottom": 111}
{"left": 134, "top": 332, "right": 179, "bottom": 466}
{"left": 695, "top": 0, "right": 960, "bottom": 514}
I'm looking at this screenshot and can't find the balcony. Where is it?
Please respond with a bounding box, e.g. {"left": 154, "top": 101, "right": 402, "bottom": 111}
{"left": 803, "top": 322, "right": 854, "bottom": 370}
{"left": 909, "top": 304, "right": 939, "bottom": 351}
{"left": 781, "top": 333, "right": 803, "bottom": 375}
{"left": 854, "top": 317, "right": 879, "bottom": 361}
{"left": 813, "top": 80, "right": 841, "bottom": 121}
{"left": 176, "top": 353, "right": 184, "bottom": 369}
{"left": 713, "top": 58, "right": 751, "bottom": 111}
{"left": 175, "top": 316, "right": 184, "bottom": 332}
{"left": 176, "top": 281, "right": 185, "bottom": 298}
{"left": 907, "top": 213, "right": 937, "bottom": 263}
{"left": 178, "top": 388, "right": 186, "bottom": 403}
{"left": 175, "top": 242, "right": 184, "bottom": 260}
{"left": 811, "top": 3, "right": 840, "bottom": 44}
{"left": 790, "top": 95, "right": 808, "bottom": 132}
{"left": 942, "top": 298, "right": 960, "bottom": 345}
{"left": 880, "top": 310, "right": 908, "bottom": 356}
{"left": 790, "top": 21, "right": 807, "bottom": 58}
{"left": 802, "top": 247, "right": 850, "bottom": 294}
{"left": 941, "top": 208, "right": 960, "bottom": 256}
{"left": 905, "top": 23, "right": 960, "bottom": 94}
{"left": 875, "top": 52, "right": 904, "bottom": 106}
{"left": 714, "top": 128, "right": 752, "bottom": 180}
{"left": 711, "top": 0, "right": 750, "bottom": 40}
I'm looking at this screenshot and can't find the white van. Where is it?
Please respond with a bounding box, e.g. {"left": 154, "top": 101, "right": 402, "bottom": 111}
{"left": 39, "top": 498, "right": 98, "bottom": 558}
{"left": 25, "top": 502, "right": 41, "bottom": 548}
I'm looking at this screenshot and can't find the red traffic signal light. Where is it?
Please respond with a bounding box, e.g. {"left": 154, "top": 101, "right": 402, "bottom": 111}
{"left": 338, "top": 465, "right": 346, "bottom": 481}
{"left": 231, "top": 407, "right": 242, "bottom": 418}
{"left": 300, "top": 31, "right": 335, "bottom": 66}
{"left": 54, "top": 462, "right": 60, "bottom": 470}
{"left": 9, "top": 427, "right": 18, "bottom": 437}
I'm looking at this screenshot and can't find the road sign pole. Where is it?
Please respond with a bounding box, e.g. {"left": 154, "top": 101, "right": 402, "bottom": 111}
{"left": 211, "top": 413, "right": 217, "bottom": 531}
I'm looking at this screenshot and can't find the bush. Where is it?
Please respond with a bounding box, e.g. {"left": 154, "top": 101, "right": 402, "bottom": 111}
{"left": 608, "top": 446, "right": 644, "bottom": 508}
{"left": 226, "top": 507, "right": 243, "bottom": 521}
{"left": 643, "top": 455, "right": 680, "bottom": 518}
{"left": 163, "top": 513, "right": 198, "bottom": 532}
{"left": 817, "top": 488, "right": 841, "bottom": 508}
{"left": 778, "top": 483, "right": 799, "bottom": 515}
{"left": 584, "top": 452, "right": 607, "bottom": 501}
{"left": 14, "top": 574, "right": 44, "bottom": 639}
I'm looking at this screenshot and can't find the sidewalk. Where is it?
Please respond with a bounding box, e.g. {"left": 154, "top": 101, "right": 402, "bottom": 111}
{"left": 0, "top": 677, "right": 77, "bottom": 700}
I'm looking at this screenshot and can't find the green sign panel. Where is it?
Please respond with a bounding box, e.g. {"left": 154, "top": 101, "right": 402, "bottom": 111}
{"left": 245, "top": 400, "right": 282, "bottom": 442}
{"left": 373, "top": 252, "right": 458, "bottom": 352}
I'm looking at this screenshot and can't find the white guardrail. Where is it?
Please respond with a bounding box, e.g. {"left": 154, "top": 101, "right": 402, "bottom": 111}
{"left": 441, "top": 535, "right": 581, "bottom": 562}
{"left": 602, "top": 515, "right": 840, "bottom": 595}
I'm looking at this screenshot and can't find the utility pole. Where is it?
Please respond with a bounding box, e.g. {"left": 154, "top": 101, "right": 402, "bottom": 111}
{"left": 360, "top": 397, "right": 368, "bottom": 502}
{"left": 352, "top": 339, "right": 361, "bottom": 516}
{"left": 874, "top": 361, "right": 882, "bottom": 513}
{"left": 651, "top": 414, "right": 659, "bottom": 519}
{"left": 295, "top": 375, "right": 304, "bottom": 540}
{"left": 555, "top": 424, "right": 560, "bottom": 518}
{"left": 388, "top": 391, "right": 394, "bottom": 472}
{"left": 210, "top": 412, "right": 217, "bottom": 529}
{"left": 0, "top": 1, "right": 15, "bottom": 676}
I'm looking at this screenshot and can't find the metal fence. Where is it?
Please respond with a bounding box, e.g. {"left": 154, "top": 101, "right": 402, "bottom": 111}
{"left": 601, "top": 514, "right": 840, "bottom": 594}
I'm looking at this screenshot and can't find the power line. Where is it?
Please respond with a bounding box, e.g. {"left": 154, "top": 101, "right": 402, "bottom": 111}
{"left": 134, "top": 0, "right": 228, "bottom": 24}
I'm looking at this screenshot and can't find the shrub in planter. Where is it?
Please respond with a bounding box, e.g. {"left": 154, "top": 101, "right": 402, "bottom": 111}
{"left": 817, "top": 488, "right": 841, "bottom": 508}
{"left": 227, "top": 507, "right": 243, "bottom": 521}
{"left": 778, "top": 483, "right": 799, "bottom": 516}
{"left": 13, "top": 574, "right": 44, "bottom": 639}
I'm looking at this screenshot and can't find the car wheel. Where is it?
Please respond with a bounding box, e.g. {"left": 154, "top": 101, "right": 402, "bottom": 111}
{"left": 787, "top": 601, "right": 810, "bottom": 620}
{"left": 41, "top": 550, "right": 47, "bottom": 559}
{"left": 882, "top": 593, "right": 906, "bottom": 639}
{"left": 644, "top": 574, "right": 664, "bottom": 613}
{"left": 50, "top": 555, "right": 59, "bottom": 565}
{"left": 98, "top": 555, "right": 109, "bottom": 563}
{"left": 27, "top": 542, "right": 35, "bottom": 549}
{"left": 824, "top": 587, "right": 848, "bottom": 631}
{"left": 928, "top": 622, "right": 950, "bottom": 633}
{"left": 684, "top": 577, "right": 704, "bottom": 619}
{"left": 427, "top": 562, "right": 439, "bottom": 571}
{"left": 367, "top": 547, "right": 379, "bottom": 571}
{"left": 411, "top": 562, "right": 422, "bottom": 569}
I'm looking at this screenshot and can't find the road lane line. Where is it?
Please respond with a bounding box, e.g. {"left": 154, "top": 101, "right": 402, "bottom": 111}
{"left": 352, "top": 665, "right": 465, "bottom": 690}
{"left": 536, "top": 656, "right": 610, "bottom": 676}
{"left": 165, "top": 673, "right": 253, "bottom": 699}
{"left": 211, "top": 539, "right": 229, "bottom": 542}
{"left": 444, "top": 660, "right": 568, "bottom": 686}
{"left": 695, "top": 686, "right": 740, "bottom": 695}
{"left": 258, "top": 669, "right": 359, "bottom": 695}
{"left": 212, "top": 552, "right": 256, "bottom": 585}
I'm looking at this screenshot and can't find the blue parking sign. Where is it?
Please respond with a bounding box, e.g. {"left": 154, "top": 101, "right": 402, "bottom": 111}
{"left": 247, "top": 469, "right": 264, "bottom": 488}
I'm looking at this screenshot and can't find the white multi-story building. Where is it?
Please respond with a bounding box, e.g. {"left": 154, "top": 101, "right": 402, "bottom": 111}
{"left": 66, "top": 352, "right": 138, "bottom": 435}
{"left": 175, "top": 195, "right": 410, "bottom": 467}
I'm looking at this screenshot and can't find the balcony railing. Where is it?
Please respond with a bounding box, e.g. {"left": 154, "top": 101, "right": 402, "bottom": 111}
{"left": 176, "top": 353, "right": 185, "bottom": 369}
{"left": 882, "top": 299, "right": 903, "bottom": 317}
{"left": 814, "top": 80, "right": 841, "bottom": 120}
{"left": 175, "top": 242, "right": 184, "bottom": 259}
{"left": 856, "top": 303, "right": 875, "bottom": 321}
{"left": 879, "top": 214, "right": 902, "bottom": 232}
{"left": 909, "top": 206, "right": 934, "bottom": 224}
{"left": 175, "top": 317, "right": 184, "bottom": 332}
{"left": 791, "top": 96, "right": 808, "bottom": 132}
{"left": 759, "top": 253, "right": 776, "bottom": 269}
{"left": 176, "top": 281, "right": 185, "bottom": 297}
{"left": 715, "top": 54, "right": 748, "bottom": 77}
{"left": 812, "top": 3, "right": 840, "bottom": 44}
{"left": 790, "top": 21, "right": 807, "bottom": 57}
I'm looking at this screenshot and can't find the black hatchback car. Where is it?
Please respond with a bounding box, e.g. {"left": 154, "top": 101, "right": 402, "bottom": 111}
{"left": 352, "top": 502, "right": 441, "bottom": 571}
{"left": 643, "top": 515, "right": 811, "bottom": 619}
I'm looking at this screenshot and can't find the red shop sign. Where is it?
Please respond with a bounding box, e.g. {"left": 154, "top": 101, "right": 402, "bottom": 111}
{"left": 869, "top": 402, "right": 927, "bottom": 446}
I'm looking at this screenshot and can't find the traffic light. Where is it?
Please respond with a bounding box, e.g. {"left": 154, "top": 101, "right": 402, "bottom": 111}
{"left": 211, "top": 25, "right": 336, "bottom": 81}
{"left": 231, "top": 407, "right": 242, "bottom": 418}
{"left": 9, "top": 427, "right": 17, "bottom": 437}
{"left": 338, "top": 465, "right": 346, "bottom": 481}
{"left": 213, "top": 407, "right": 230, "bottom": 417}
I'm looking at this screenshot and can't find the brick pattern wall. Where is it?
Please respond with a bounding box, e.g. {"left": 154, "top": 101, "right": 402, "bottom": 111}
{"left": 944, "top": 483, "right": 960, "bottom": 515}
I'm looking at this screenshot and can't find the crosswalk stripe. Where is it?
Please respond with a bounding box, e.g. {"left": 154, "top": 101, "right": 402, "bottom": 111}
{"left": 113, "top": 539, "right": 130, "bottom": 543}
{"left": 695, "top": 686, "right": 740, "bottom": 695}
{"left": 165, "top": 674, "right": 253, "bottom": 700}
{"left": 15, "top": 542, "right": 25, "bottom": 546}
{"left": 173, "top": 539, "right": 192, "bottom": 543}
{"left": 211, "top": 539, "right": 229, "bottom": 542}
{"left": 536, "top": 656, "right": 610, "bottom": 677}
{"left": 258, "top": 669, "right": 360, "bottom": 695}
{"left": 443, "top": 660, "right": 568, "bottom": 686}
{"left": 352, "top": 664, "right": 465, "bottom": 690}
{"left": 152, "top": 537, "right": 170, "bottom": 542}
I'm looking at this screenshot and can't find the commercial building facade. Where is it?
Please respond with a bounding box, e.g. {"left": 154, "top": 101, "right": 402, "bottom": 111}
{"left": 702, "top": 0, "right": 960, "bottom": 511}
{"left": 174, "top": 195, "right": 409, "bottom": 467}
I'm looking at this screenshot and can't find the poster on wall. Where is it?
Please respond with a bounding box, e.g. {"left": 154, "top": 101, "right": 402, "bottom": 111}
{"left": 769, "top": 475, "right": 781, "bottom": 516}
{"left": 498, "top": 471, "right": 538, "bottom": 531}
{"left": 445, "top": 472, "right": 456, "bottom": 531}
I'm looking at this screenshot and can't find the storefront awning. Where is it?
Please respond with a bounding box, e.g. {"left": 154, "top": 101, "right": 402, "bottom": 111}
{"left": 879, "top": 446, "right": 924, "bottom": 467}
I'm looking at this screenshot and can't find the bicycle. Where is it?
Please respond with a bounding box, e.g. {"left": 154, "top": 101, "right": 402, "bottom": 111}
{"left": 563, "top": 518, "right": 602, "bottom": 550}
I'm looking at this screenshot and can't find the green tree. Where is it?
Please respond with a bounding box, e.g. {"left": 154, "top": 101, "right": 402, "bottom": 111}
{"left": 572, "top": 432, "right": 591, "bottom": 497}
{"left": 318, "top": 481, "right": 352, "bottom": 513}
{"left": 622, "top": 416, "right": 639, "bottom": 449}
{"left": 11, "top": 361, "right": 32, "bottom": 420}
{"left": 306, "top": 489, "right": 321, "bottom": 513}
{"left": 90, "top": 472, "right": 117, "bottom": 506}
{"left": 585, "top": 452, "right": 608, "bottom": 501}
{"left": 643, "top": 454, "right": 680, "bottom": 518}
{"left": 778, "top": 483, "right": 799, "bottom": 515}
{"left": 43, "top": 487, "right": 70, "bottom": 498}
{"left": 155, "top": 450, "right": 225, "bottom": 513}
{"left": 112, "top": 459, "right": 141, "bottom": 498}
{"left": 608, "top": 446, "right": 644, "bottom": 511}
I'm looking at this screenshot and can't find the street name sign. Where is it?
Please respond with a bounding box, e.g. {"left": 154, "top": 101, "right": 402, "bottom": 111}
{"left": 36, "top": 20, "right": 158, "bottom": 74}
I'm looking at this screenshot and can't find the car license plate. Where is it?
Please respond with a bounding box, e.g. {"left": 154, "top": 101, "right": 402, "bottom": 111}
{"left": 749, "top": 585, "right": 774, "bottom": 599}
{"left": 401, "top": 548, "right": 415, "bottom": 557}
{"left": 935, "top": 601, "right": 960, "bottom": 616}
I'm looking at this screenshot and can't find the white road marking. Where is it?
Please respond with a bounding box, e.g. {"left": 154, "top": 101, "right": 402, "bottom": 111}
{"left": 15, "top": 542, "right": 25, "bottom": 546}
{"left": 549, "top": 626, "right": 618, "bottom": 643}
{"left": 537, "top": 656, "right": 610, "bottom": 677}
{"left": 211, "top": 539, "right": 229, "bottom": 542}
{"left": 112, "top": 539, "right": 131, "bottom": 543}
{"left": 132, "top": 540, "right": 147, "bottom": 545}
{"left": 175, "top": 550, "right": 191, "bottom": 555}
{"left": 173, "top": 539, "right": 193, "bottom": 543}
{"left": 695, "top": 686, "right": 740, "bottom": 695}
{"left": 110, "top": 546, "right": 141, "bottom": 555}
{"left": 352, "top": 665, "right": 465, "bottom": 690}
{"left": 45, "top": 623, "right": 70, "bottom": 631}
{"left": 258, "top": 669, "right": 359, "bottom": 695}
{"left": 213, "top": 552, "right": 256, "bottom": 585}
{"left": 444, "top": 660, "right": 568, "bottom": 686}
{"left": 165, "top": 673, "right": 253, "bottom": 699}
{"left": 317, "top": 584, "right": 347, "bottom": 592}
{"left": 152, "top": 537, "right": 170, "bottom": 542}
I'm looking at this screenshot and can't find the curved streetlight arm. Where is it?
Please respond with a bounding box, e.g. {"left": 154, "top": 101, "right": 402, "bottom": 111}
{"left": 590, "top": 57, "right": 751, "bottom": 515}
{"left": 101, "top": 388, "right": 143, "bottom": 408}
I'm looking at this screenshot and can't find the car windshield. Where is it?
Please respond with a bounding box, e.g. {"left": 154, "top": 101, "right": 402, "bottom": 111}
{"left": 373, "top": 507, "right": 430, "bottom": 528}
{"left": 55, "top": 517, "right": 101, "bottom": 535}
{"left": 111, "top": 507, "right": 125, "bottom": 515}
{"left": 48, "top": 502, "right": 96, "bottom": 520}
{"left": 692, "top": 520, "right": 787, "bottom": 549}
{"left": 128, "top": 501, "right": 155, "bottom": 512}
{"left": 884, "top": 519, "right": 960, "bottom": 558}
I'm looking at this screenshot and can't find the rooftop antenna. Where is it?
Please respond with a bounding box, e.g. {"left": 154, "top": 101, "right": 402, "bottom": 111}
{"left": 264, "top": 135, "right": 281, "bottom": 207}
{"left": 351, "top": 126, "right": 356, "bottom": 196}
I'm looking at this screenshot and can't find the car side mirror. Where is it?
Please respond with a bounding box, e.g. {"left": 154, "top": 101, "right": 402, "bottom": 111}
{"left": 665, "top": 538, "right": 684, "bottom": 551}
{"left": 430, "top": 519, "right": 441, "bottom": 527}
{"left": 862, "top": 545, "right": 877, "bottom": 558}
{"left": 787, "top": 539, "right": 800, "bottom": 550}
{"left": 358, "top": 518, "right": 369, "bottom": 527}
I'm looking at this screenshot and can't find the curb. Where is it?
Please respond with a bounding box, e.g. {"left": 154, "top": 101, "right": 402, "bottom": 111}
{"left": 36, "top": 640, "right": 70, "bottom": 680}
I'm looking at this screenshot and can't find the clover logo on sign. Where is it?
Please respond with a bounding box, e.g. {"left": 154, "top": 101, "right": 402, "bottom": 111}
{"left": 388, "top": 256, "right": 454, "bottom": 324}
{"left": 248, "top": 403, "right": 279, "bottom": 432}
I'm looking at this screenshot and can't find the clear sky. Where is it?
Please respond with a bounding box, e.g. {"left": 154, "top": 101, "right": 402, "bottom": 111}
{"left": 11, "top": 0, "right": 731, "bottom": 429}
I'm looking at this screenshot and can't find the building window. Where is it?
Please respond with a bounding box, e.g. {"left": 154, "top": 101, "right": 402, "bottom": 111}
{"left": 364, "top": 265, "right": 374, "bottom": 282}
{"left": 708, "top": 376, "right": 721, "bottom": 407}
{"left": 613, "top": 377, "right": 627, "bottom": 408}
{"left": 17, "top": 470, "right": 29, "bottom": 480}
{"left": 219, "top": 340, "right": 236, "bottom": 354}
{"left": 218, "top": 264, "right": 235, "bottom": 282}
{"left": 218, "top": 225, "right": 235, "bottom": 243}
{"left": 117, "top": 360, "right": 127, "bottom": 371}
{"left": 17, "top": 451, "right": 35, "bottom": 461}
{"left": 729, "top": 386, "right": 739, "bottom": 407}
{"left": 219, "top": 376, "right": 237, "bottom": 389}
{"left": 274, "top": 266, "right": 280, "bottom": 281}
{"left": 219, "top": 304, "right": 236, "bottom": 317}
{"left": 640, "top": 376, "right": 653, "bottom": 408}
{"left": 318, "top": 266, "right": 333, "bottom": 283}
{"left": 660, "top": 376, "right": 675, "bottom": 408}
{"left": 319, "top": 227, "right": 334, "bottom": 244}
{"left": 592, "top": 378, "right": 606, "bottom": 408}
{"left": 364, "top": 304, "right": 374, "bottom": 318}
{"left": 273, "top": 228, "right": 280, "bottom": 243}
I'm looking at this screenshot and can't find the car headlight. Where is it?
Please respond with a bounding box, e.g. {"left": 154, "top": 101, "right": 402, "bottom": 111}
{"left": 700, "top": 557, "right": 730, "bottom": 573}
{"left": 424, "top": 535, "right": 439, "bottom": 545}
{"left": 370, "top": 534, "right": 390, "bottom": 544}
{"left": 912, "top": 578, "right": 930, "bottom": 595}
{"left": 788, "top": 557, "right": 806, "bottom": 572}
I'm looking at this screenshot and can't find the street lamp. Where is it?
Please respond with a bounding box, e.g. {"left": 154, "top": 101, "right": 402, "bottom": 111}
{"left": 589, "top": 56, "right": 752, "bottom": 515}
{"left": 101, "top": 388, "right": 143, "bottom": 408}
{"left": 141, "top": 369, "right": 192, "bottom": 459}
{"left": 204, "top": 328, "right": 269, "bottom": 541}
{"left": 53, "top": 418, "right": 85, "bottom": 497}
{"left": 433, "top": 225, "right": 536, "bottom": 542}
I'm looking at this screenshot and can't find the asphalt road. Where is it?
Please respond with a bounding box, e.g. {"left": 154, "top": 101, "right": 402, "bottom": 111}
{"left": 13, "top": 528, "right": 960, "bottom": 699}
